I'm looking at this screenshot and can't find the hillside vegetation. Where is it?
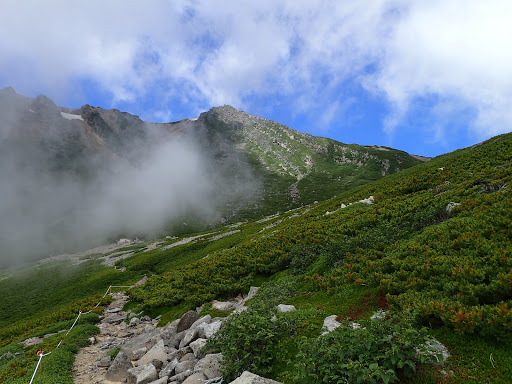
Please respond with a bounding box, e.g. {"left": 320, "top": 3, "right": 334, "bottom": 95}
{"left": 1, "top": 132, "right": 511, "bottom": 383}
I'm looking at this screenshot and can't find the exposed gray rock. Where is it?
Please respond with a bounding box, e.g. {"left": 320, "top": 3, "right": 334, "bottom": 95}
{"left": 179, "top": 327, "right": 199, "bottom": 349}
{"left": 131, "top": 346, "right": 148, "bottom": 361}
{"left": 180, "top": 352, "right": 197, "bottom": 363}
{"left": 320, "top": 315, "right": 341, "bottom": 335}
{"left": 19, "top": 337, "right": 43, "bottom": 347}
{"left": 229, "top": 371, "right": 283, "bottom": 384}
{"left": 198, "top": 320, "right": 222, "bottom": 339}
{"left": 212, "top": 300, "right": 237, "bottom": 311}
{"left": 276, "top": 304, "right": 296, "bottom": 313}
{"left": 169, "top": 369, "right": 194, "bottom": 383}
{"left": 107, "top": 314, "right": 126, "bottom": 324}
{"left": 130, "top": 317, "right": 141, "bottom": 326}
{"left": 122, "top": 331, "right": 159, "bottom": 355}
{"left": 159, "top": 357, "right": 179, "bottom": 378}
{"left": 151, "top": 358, "right": 164, "bottom": 370}
{"left": 173, "top": 330, "right": 186, "bottom": 348}
{"left": 97, "top": 355, "right": 111, "bottom": 367}
{"left": 177, "top": 311, "right": 200, "bottom": 333}
{"left": 127, "top": 363, "right": 158, "bottom": 384}
{"left": 190, "top": 315, "right": 211, "bottom": 330}
{"left": 175, "top": 359, "right": 196, "bottom": 375}
{"left": 194, "top": 353, "right": 223, "bottom": 379}
{"left": 190, "top": 338, "right": 207, "bottom": 357}
{"left": 138, "top": 339, "right": 167, "bottom": 367}
{"left": 162, "top": 319, "right": 180, "bottom": 346}
{"left": 168, "top": 347, "right": 192, "bottom": 362}
{"left": 182, "top": 372, "right": 208, "bottom": 383}
{"left": 141, "top": 315, "right": 151, "bottom": 322}
{"left": 148, "top": 377, "right": 168, "bottom": 384}
{"left": 106, "top": 351, "right": 133, "bottom": 382}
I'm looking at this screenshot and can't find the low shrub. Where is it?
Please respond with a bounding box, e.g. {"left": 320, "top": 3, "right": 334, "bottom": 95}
{"left": 292, "top": 313, "right": 440, "bottom": 384}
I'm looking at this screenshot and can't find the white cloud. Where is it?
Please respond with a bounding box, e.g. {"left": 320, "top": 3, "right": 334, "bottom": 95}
{"left": 1, "top": 0, "right": 511, "bottom": 140}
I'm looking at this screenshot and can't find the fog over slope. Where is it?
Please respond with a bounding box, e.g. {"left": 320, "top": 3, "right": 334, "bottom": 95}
{"left": 0, "top": 88, "right": 256, "bottom": 266}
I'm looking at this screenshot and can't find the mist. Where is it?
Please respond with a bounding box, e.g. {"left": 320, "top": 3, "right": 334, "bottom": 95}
{"left": 0, "top": 96, "right": 256, "bottom": 267}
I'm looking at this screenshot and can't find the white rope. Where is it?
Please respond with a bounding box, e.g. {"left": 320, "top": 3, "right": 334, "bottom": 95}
{"left": 65, "top": 311, "right": 82, "bottom": 335}
{"left": 28, "top": 352, "right": 44, "bottom": 384}
{"left": 26, "top": 282, "right": 134, "bottom": 383}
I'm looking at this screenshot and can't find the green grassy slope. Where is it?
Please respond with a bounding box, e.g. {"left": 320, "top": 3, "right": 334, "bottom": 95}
{"left": 1, "top": 132, "right": 511, "bottom": 382}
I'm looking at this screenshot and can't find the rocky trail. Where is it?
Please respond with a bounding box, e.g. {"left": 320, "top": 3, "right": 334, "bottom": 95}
{"left": 70, "top": 287, "right": 282, "bottom": 384}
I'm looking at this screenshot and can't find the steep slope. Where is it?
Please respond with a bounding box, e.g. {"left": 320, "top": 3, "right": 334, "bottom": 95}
{"left": 178, "top": 105, "right": 424, "bottom": 217}
{"left": 1, "top": 132, "right": 511, "bottom": 383}
{"left": 0, "top": 87, "right": 423, "bottom": 261}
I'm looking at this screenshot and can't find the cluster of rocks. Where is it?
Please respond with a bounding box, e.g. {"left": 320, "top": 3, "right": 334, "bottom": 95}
{"left": 105, "top": 309, "right": 225, "bottom": 384}
{"left": 72, "top": 287, "right": 281, "bottom": 384}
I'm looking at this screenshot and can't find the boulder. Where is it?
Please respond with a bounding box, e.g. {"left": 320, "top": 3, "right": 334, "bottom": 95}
{"left": 320, "top": 315, "right": 341, "bottom": 335}
{"left": 173, "top": 330, "right": 186, "bottom": 348}
{"left": 161, "top": 319, "right": 180, "bottom": 346}
{"left": 138, "top": 339, "right": 167, "bottom": 367}
{"left": 179, "top": 327, "right": 199, "bottom": 349}
{"left": 148, "top": 377, "right": 168, "bottom": 384}
{"left": 97, "top": 355, "right": 111, "bottom": 367}
{"left": 169, "top": 370, "right": 194, "bottom": 383}
{"left": 229, "top": 371, "right": 283, "bottom": 383}
{"left": 212, "top": 301, "right": 237, "bottom": 311}
{"left": 182, "top": 372, "right": 208, "bottom": 383}
{"left": 19, "top": 337, "right": 43, "bottom": 347}
{"left": 276, "top": 304, "right": 296, "bottom": 313}
{"left": 194, "top": 353, "right": 223, "bottom": 379}
{"left": 130, "top": 317, "right": 141, "bottom": 326}
{"left": 190, "top": 315, "right": 212, "bottom": 330}
{"left": 122, "top": 331, "right": 159, "bottom": 355}
{"left": 180, "top": 352, "right": 197, "bottom": 363}
{"left": 106, "top": 351, "right": 133, "bottom": 382}
{"left": 107, "top": 314, "right": 126, "bottom": 324}
{"left": 159, "top": 357, "right": 179, "bottom": 378}
{"left": 198, "top": 320, "right": 222, "bottom": 339}
{"left": 175, "top": 359, "right": 197, "bottom": 375}
{"left": 131, "top": 346, "right": 148, "bottom": 361}
{"left": 177, "top": 311, "right": 200, "bottom": 333}
{"left": 151, "top": 358, "right": 164, "bottom": 370}
{"left": 190, "top": 338, "right": 207, "bottom": 357}
{"left": 127, "top": 363, "right": 158, "bottom": 384}
{"left": 168, "top": 347, "right": 192, "bottom": 362}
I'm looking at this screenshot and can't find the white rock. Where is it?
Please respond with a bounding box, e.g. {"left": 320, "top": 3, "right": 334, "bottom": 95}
{"left": 199, "top": 320, "right": 222, "bottom": 339}
{"left": 138, "top": 339, "right": 167, "bottom": 367}
{"left": 194, "top": 353, "right": 223, "bottom": 379}
{"left": 182, "top": 372, "right": 208, "bottom": 384}
{"left": 179, "top": 328, "right": 199, "bottom": 349}
{"left": 321, "top": 315, "right": 341, "bottom": 335}
{"left": 190, "top": 338, "right": 207, "bottom": 357}
{"left": 212, "top": 301, "right": 237, "bottom": 311}
{"left": 127, "top": 363, "right": 158, "bottom": 384}
{"left": 228, "top": 371, "right": 283, "bottom": 383}
{"left": 276, "top": 304, "right": 296, "bottom": 313}
{"left": 159, "top": 357, "right": 179, "bottom": 378}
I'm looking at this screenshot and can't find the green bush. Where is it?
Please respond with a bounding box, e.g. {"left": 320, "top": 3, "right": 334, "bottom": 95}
{"left": 292, "top": 313, "right": 439, "bottom": 384}
{"left": 205, "top": 310, "right": 285, "bottom": 381}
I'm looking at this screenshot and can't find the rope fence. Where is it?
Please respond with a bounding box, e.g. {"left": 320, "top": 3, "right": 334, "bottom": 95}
{"left": 27, "top": 284, "right": 133, "bottom": 384}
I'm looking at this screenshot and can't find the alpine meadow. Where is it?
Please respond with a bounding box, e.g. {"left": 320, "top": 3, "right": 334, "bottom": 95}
{"left": 0, "top": 87, "right": 511, "bottom": 383}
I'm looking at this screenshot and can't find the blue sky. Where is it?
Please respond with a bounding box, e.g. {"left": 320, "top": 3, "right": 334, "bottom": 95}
{"left": 1, "top": 0, "right": 511, "bottom": 157}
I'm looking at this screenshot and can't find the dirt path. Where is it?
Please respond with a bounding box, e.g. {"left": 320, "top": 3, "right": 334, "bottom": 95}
{"left": 72, "top": 293, "right": 130, "bottom": 384}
